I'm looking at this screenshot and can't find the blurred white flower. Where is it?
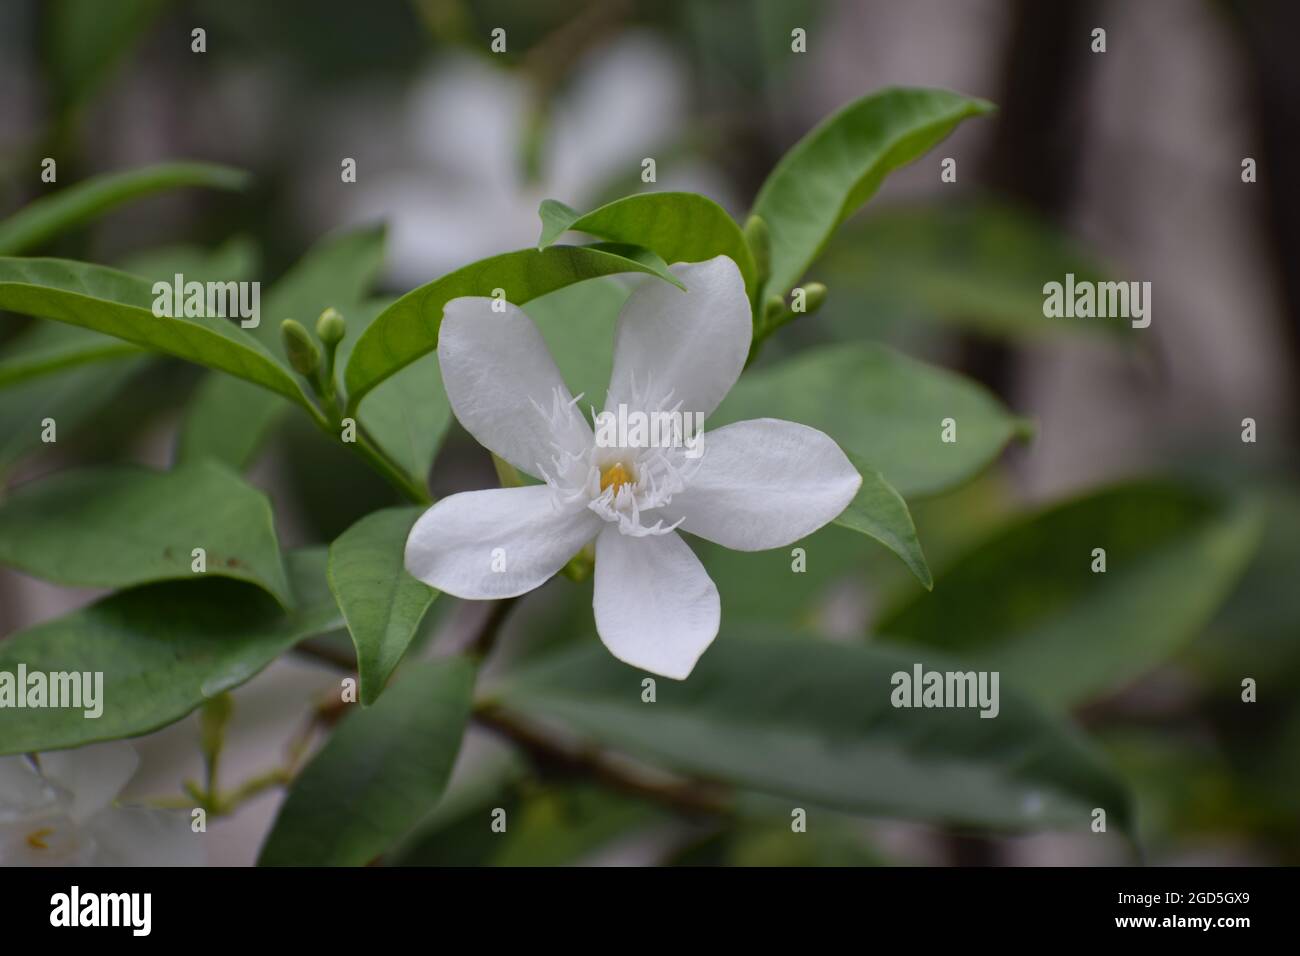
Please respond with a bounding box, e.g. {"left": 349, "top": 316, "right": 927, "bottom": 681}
{"left": 0, "top": 741, "right": 201, "bottom": 866}
{"left": 405, "top": 255, "right": 861, "bottom": 679}
{"left": 348, "top": 32, "right": 731, "bottom": 285}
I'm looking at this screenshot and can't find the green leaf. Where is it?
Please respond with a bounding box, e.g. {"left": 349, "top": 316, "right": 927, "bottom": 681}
{"left": 0, "top": 347, "right": 144, "bottom": 473}
{"left": 337, "top": 299, "right": 452, "bottom": 484}
{"left": 258, "top": 657, "right": 475, "bottom": 866}
{"left": 0, "top": 322, "right": 139, "bottom": 387}
{"left": 343, "top": 245, "right": 675, "bottom": 411}
{"left": 0, "top": 257, "right": 314, "bottom": 410}
{"left": 877, "top": 482, "right": 1263, "bottom": 708}
{"left": 0, "top": 549, "right": 340, "bottom": 755}
{"left": 820, "top": 200, "right": 1127, "bottom": 342}
{"left": 328, "top": 507, "right": 438, "bottom": 706}
{"left": 175, "top": 374, "right": 290, "bottom": 470}
{"left": 751, "top": 87, "right": 994, "bottom": 297}
{"left": 0, "top": 460, "right": 292, "bottom": 605}
{"left": 0, "top": 239, "right": 255, "bottom": 389}
{"left": 527, "top": 276, "right": 629, "bottom": 414}
{"left": 537, "top": 192, "right": 757, "bottom": 300}
{"left": 118, "top": 236, "right": 258, "bottom": 287}
{"left": 255, "top": 224, "right": 387, "bottom": 354}
{"left": 714, "top": 342, "right": 1027, "bottom": 498}
{"left": 0, "top": 163, "right": 249, "bottom": 256}
{"left": 176, "top": 227, "right": 387, "bottom": 468}
{"left": 492, "top": 638, "right": 1132, "bottom": 833}
{"left": 835, "top": 453, "right": 932, "bottom": 588}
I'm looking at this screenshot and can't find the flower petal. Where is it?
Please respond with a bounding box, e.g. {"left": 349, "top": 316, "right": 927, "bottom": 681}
{"left": 85, "top": 807, "right": 205, "bottom": 866}
{"left": 438, "top": 296, "right": 591, "bottom": 478}
{"left": 0, "top": 755, "right": 56, "bottom": 821}
{"left": 406, "top": 485, "right": 599, "bottom": 599}
{"left": 592, "top": 527, "right": 720, "bottom": 679}
{"left": 604, "top": 256, "right": 750, "bottom": 420}
{"left": 664, "top": 418, "right": 862, "bottom": 551}
{"left": 38, "top": 741, "right": 139, "bottom": 824}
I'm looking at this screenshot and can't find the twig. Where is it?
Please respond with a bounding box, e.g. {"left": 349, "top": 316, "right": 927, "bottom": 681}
{"left": 474, "top": 705, "right": 732, "bottom": 818}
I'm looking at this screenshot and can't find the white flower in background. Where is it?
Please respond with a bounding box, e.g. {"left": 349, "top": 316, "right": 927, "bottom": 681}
{"left": 0, "top": 741, "right": 201, "bottom": 866}
{"left": 345, "top": 32, "right": 731, "bottom": 285}
{"left": 405, "top": 255, "right": 862, "bottom": 678}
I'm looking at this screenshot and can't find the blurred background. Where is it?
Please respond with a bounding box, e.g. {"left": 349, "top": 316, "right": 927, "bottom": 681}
{"left": 0, "top": 0, "right": 1296, "bottom": 865}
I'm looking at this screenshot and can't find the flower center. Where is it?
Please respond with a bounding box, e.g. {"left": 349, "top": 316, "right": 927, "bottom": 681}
{"left": 26, "top": 827, "right": 54, "bottom": 850}
{"left": 599, "top": 461, "right": 635, "bottom": 494}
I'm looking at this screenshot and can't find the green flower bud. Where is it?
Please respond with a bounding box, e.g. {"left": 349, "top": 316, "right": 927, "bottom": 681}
{"left": 744, "top": 214, "right": 771, "bottom": 286}
{"left": 315, "top": 307, "right": 346, "bottom": 346}
{"left": 763, "top": 294, "right": 785, "bottom": 325}
{"left": 799, "top": 282, "right": 828, "bottom": 315}
{"left": 281, "top": 319, "right": 321, "bottom": 377}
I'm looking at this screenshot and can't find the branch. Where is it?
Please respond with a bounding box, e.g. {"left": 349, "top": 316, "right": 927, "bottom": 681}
{"left": 474, "top": 705, "right": 732, "bottom": 818}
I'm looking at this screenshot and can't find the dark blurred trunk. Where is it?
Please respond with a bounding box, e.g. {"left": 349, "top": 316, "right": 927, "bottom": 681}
{"left": 965, "top": 0, "right": 1099, "bottom": 401}
{"left": 1224, "top": 0, "right": 1300, "bottom": 450}
{"left": 945, "top": 0, "right": 1099, "bottom": 867}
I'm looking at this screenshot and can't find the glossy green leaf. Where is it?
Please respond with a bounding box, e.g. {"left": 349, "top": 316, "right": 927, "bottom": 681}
{"left": 0, "top": 238, "right": 255, "bottom": 391}
{"left": 752, "top": 87, "right": 993, "bottom": 297}
{"left": 258, "top": 657, "right": 475, "bottom": 866}
{"left": 878, "top": 482, "right": 1263, "bottom": 708}
{"left": 820, "top": 200, "right": 1127, "bottom": 342}
{"left": 118, "top": 236, "right": 258, "bottom": 287}
{"left": 0, "top": 258, "right": 314, "bottom": 409}
{"left": 527, "top": 276, "right": 629, "bottom": 413}
{"left": 0, "top": 351, "right": 143, "bottom": 473}
{"left": 492, "top": 638, "right": 1132, "bottom": 833}
{"left": 715, "top": 342, "right": 1028, "bottom": 497}
{"left": 343, "top": 245, "right": 674, "bottom": 411}
{"left": 0, "top": 322, "right": 139, "bottom": 387}
{"left": 328, "top": 506, "right": 437, "bottom": 706}
{"left": 337, "top": 299, "right": 452, "bottom": 485}
{"left": 175, "top": 374, "right": 290, "bottom": 469}
{"left": 0, "top": 549, "right": 341, "bottom": 755}
{"left": 0, "top": 162, "right": 249, "bottom": 256}
{"left": 537, "top": 192, "right": 757, "bottom": 299}
{"left": 0, "top": 460, "right": 291, "bottom": 605}
{"left": 835, "top": 453, "right": 932, "bottom": 588}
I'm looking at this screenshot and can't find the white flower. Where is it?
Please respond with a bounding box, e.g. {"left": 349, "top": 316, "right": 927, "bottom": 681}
{"left": 405, "top": 255, "right": 862, "bottom": 678}
{"left": 0, "top": 741, "right": 202, "bottom": 866}
{"left": 342, "top": 33, "right": 732, "bottom": 286}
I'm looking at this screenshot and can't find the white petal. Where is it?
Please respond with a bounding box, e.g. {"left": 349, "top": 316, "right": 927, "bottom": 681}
{"left": 592, "top": 527, "right": 720, "bottom": 680}
{"left": 604, "top": 256, "right": 750, "bottom": 420}
{"left": 438, "top": 297, "right": 591, "bottom": 478}
{"left": 665, "top": 419, "right": 862, "bottom": 551}
{"left": 84, "top": 807, "right": 205, "bottom": 866}
{"left": 406, "top": 485, "right": 599, "bottom": 599}
{"left": 38, "top": 741, "right": 139, "bottom": 824}
{"left": 0, "top": 756, "right": 56, "bottom": 821}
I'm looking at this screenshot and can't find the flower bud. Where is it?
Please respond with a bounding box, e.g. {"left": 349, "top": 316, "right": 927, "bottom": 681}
{"left": 316, "top": 307, "right": 346, "bottom": 346}
{"left": 281, "top": 319, "right": 321, "bottom": 377}
{"left": 801, "top": 282, "right": 828, "bottom": 315}
{"left": 744, "top": 214, "right": 771, "bottom": 286}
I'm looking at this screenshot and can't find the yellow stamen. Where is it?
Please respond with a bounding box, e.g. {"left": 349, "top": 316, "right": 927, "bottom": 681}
{"left": 599, "top": 462, "right": 634, "bottom": 494}
{"left": 26, "top": 827, "right": 54, "bottom": 850}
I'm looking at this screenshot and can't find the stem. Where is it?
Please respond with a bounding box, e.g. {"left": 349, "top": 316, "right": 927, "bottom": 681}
{"left": 474, "top": 705, "right": 732, "bottom": 818}
{"left": 468, "top": 597, "right": 519, "bottom": 661}
{"left": 305, "top": 406, "right": 431, "bottom": 505}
